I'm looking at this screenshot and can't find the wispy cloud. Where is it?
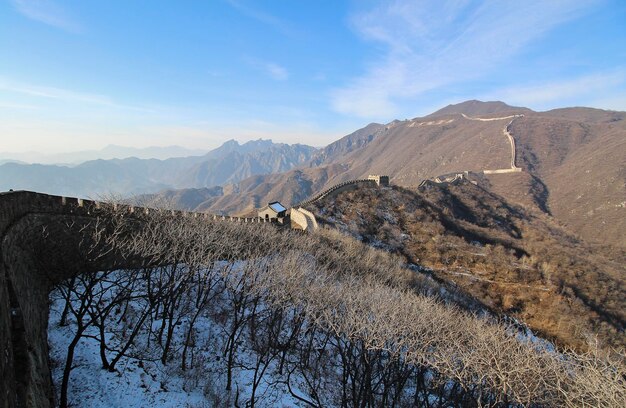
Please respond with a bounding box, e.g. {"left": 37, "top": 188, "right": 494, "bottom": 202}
{"left": 264, "top": 62, "right": 289, "bottom": 81}
{"left": 0, "top": 101, "right": 39, "bottom": 110}
{"left": 483, "top": 69, "right": 626, "bottom": 110}
{"left": 332, "top": 0, "right": 599, "bottom": 118}
{"left": 226, "top": 0, "right": 294, "bottom": 36}
{"left": 10, "top": 0, "right": 82, "bottom": 33}
{"left": 244, "top": 58, "right": 289, "bottom": 81}
{"left": 0, "top": 78, "right": 153, "bottom": 112}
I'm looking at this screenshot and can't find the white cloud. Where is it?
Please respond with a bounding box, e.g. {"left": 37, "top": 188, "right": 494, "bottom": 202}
{"left": 332, "top": 0, "right": 599, "bottom": 118}
{"left": 11, "top": 0, "right": 82, "bottom": 32}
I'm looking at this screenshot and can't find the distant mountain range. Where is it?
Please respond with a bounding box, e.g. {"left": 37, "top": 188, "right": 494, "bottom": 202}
{"left": 150, "top": 100, "right": 625, "bottom": 249}
{"left": 0, "top": 144, "right": 208, "bottom": 165}
{"left": 0, "top": 139, "right": 318, "bottom": 198}
{"left": 3, "top": 100, "right": 624, "bottom": 249}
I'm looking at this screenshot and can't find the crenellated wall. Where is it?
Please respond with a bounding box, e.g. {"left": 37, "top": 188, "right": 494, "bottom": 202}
{"left": 0, "top": 190, "right": 268, "bottom": 408}
{"left": 291, "top": 178, "right": 386, "bottom": 231}
{"left": 295, "top": 179, "right": 377, "bottom": 208}
{"left": 0, "top": 182, "right": 380, "bottom": 407}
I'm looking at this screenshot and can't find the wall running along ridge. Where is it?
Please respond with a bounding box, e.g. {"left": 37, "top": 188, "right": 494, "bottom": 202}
{"left": 424, "top": 114, "right": 524, "bottom": 184}
{"left": 295, "top": 179, "right": 377, "bottom": 208}
{"left": 290, "top": 207, "right": 318, "bottom": 231}
{"left": 292, "top": 179, "right": 379, "bottom": 231}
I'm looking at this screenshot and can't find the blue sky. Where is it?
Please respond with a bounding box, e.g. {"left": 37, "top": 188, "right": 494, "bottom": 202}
{"left": 1, "top": 0, "right": 625, "bottom": 153}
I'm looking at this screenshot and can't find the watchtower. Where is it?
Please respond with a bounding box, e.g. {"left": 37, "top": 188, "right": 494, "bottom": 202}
{"left": 367, "top": 175, "right": 390, "bottom": 187}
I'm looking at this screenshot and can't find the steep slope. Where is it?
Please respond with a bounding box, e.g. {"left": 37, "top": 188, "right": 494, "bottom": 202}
{"left": 308, "top": 122, "right": 384, "bottom": 166}
{"left": 507, "top": 111, "right": 626, "bottom": 247}
{"left": 336, "top": 113, "right": 516, "bottom": 184}
{"left": 308, "top": 181, "right": 626, "bottom": 350}
{"left": 313, "top": 103, "right": 626, "bottom": 248}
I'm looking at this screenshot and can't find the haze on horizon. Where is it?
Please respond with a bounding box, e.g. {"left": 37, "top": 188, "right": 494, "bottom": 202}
{"left": 1, "top": 0, "right": 625, "bottom": 155}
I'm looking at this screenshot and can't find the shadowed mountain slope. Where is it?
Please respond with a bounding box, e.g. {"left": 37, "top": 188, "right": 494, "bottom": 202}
{"left": 307, "top": 181, "right": 626, "bottom": 350}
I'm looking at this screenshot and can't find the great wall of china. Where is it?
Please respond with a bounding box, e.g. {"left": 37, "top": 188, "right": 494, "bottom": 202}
{"left": 0, "top": 113, "right": 527, "bottom": 406}
{"left": 293, "top": 178, "right": 377, "bottom": 208}
{"left": 0, "top": 190, "right": 291, "bottom": 408}
{"left": 290, "top": 176, "right": 390, "bottom": 231}
{"left": 463, "top": 113, "right": 523, "bottom": 174}
{"left": 290, "top": 207, "right": 318, "bottom": 231}
{"left": 290, "top": 179, "right": 376, "bottom": 231}
{"left": 418, "top": 113, "right": 524, "bottom": 187}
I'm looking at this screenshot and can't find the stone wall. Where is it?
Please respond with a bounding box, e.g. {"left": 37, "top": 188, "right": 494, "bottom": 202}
{"left": 482, "top": 168, "right": 522, "bottom": 175}
{"left": 367, "top": 175, "right": 389, "bottom": 187}
{"left": 295, "top": 179, "right": 377, "bottom": 208}
{"left": 0, "top": 191, "right": 225, "bottom": 408}
{"left": 291, "top": 178, "right": 382, "bottom": 232}
{"left": 0, "top": 182, "right": 373, "bottom": 406}
{"left": 290, "top": 207, "right": 318, "bottom": 231}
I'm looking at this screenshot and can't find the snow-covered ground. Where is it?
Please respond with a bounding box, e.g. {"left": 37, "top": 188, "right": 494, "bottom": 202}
{"left": 47, "top": 268, "right": 305, "bottom": 407}
{"left": 47, "top": 259, "right": 561, "bottom": 408}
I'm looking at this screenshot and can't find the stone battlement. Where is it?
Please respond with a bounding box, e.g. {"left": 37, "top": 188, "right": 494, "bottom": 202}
{"left": 0, "top": 190, "right": 282, "bottom": 408}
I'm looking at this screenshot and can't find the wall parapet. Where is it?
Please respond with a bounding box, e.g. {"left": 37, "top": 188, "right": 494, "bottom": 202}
{"left": 291, "top": 207, "right": 318, "bottom": 231}
{"left": 0, "top": 189, "right": 280, "bottom": 408}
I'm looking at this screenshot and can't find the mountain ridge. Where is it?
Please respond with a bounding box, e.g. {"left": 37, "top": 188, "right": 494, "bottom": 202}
{"left": 152, "top": 101, "right": 625, "bottom": 249}
{"left": 0, "top": 139, "right": 318, "bottom": 197}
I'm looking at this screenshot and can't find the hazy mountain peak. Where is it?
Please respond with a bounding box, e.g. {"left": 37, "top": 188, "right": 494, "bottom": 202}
{"left": 241, "top": 138, "right": 276, "bottom": 149}
{"left": 207, "top": 138, "right": 288, "bottom": 159}
{"left": 221, "top": 139, "right": 240, "bottom": 146}
{"left": 0, "top": 144, "right": 208, "bottom": 165}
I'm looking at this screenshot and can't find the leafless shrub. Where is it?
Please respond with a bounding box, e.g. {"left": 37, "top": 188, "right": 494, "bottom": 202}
{"left": 52, "top": 201, "right": 625, "bottom": 407}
